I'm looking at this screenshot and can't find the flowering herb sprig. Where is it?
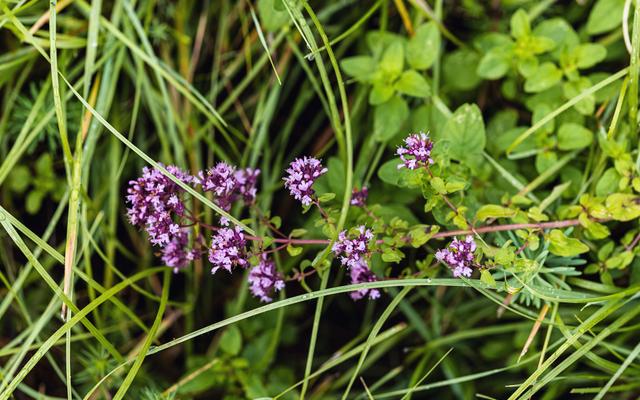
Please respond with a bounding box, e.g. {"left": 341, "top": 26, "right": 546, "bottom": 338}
{"left": 126, "top": 132, "right": 611, "bottom": 304}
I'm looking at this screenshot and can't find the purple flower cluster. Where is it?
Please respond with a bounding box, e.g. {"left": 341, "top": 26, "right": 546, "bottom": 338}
{"left": 436, "top": 235, "right": 477, "bottom": 278}
{"left": 127, "top": 165, "right": 193, "bottom": 245}
{"left": 208, "top": 226, "right": 248, "bottom": 274}
{"left": 127, "top": 165, "right": 200, "bottom": 271}
{"left": 397, "top": 132, "right": 434, "bottom": 170}
{"left": 283, "top": 157, "right": 328, "bottom": 206}
{"left": 161, "top": 229, "right": 197, "bottom": 272}
{"left": 350, "top": 187, "right": 368, "bottom": 207}
{"left": 332, "top": 226, "right": 380, "bottom": 300}
{"left": 198, "top": 162, "right": 260, "bottom": 224}
{"left": 248, "top": 256, "right": 285, "bottom": 303}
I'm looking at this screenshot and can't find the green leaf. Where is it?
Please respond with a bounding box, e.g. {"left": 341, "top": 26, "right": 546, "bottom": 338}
{"left": 289, "top": 228, "right": 307, "bottom": 237}
{"left": 406, "top": 22, "right": 440, "bottom": 70}
{"left": 476, "top": 205, "right": 517, "bottom": 221}
{"left": 394, "top": 70, "right": 431, "bottom": 98}
{"left": 379, "top": 41, "right": 404, "bottom": 77}
{"left": 575, "top": 44, "right": 607, "bottom": 69}
{"left": 510, "top": 9, "right": 530, "bottom": 39}
{"left": 477, "top": 47, "right": 511, "bottom": 79}
{"left": 480, "top": 270, "right": 497, "bottom": 288}
{"left": 270, "top": 215, "right": 282, "bottom": 229}
{"left": 430, "top": 177, "right": 446, "bottom": 194}
{"left": 257, "top": 0, "right": 289, "bottom": 31}
{"left": 443, "top": 103, "right": 486, "bottom": 165}
{"left": 381, "top": 247, "right": 404, "bottom": 263}
{"left": 443, "top": 49, "right": 481, "bottom": 90}
{"left": 220, "top": 326, "right": 242, "bottom": 356}
{"left": 548, "top": 229, "right": 589, "bottom": 257}
{"left": 524, "top": 62, "right": 562, "bottom": 93}
{"left": 317, "top": 193, "right": 336, "bottom": 203}
{"left": 557, "top": 123, "right": 593, "bottom": 150}
{"left": 596, "top": 168, "right": 621, "bottom": 196}
{"left": 409, "top": 226, "right": 439, "bottom": 247}
{"left": 287, "top": 244, "right": 303, "bottom": 257}
{"left": 587, "top": 0, "right": 625, "bottom": 35}
{"left": 606, "top": 193, "right": 640, "bottom": 221}
{"left": 373, "top": 96, "right": 409, "bottom": 141}
{"left": 341, "top": 56, "right": 377, "bottom": 82}
{"left": 26, "top": 190, "right": 44, "bottom": 214}
{"left": 369, "top": 82, "right": 395, "bottom": 105}
{"left": 7, "top": 166, "right": 31, "bottom": 193}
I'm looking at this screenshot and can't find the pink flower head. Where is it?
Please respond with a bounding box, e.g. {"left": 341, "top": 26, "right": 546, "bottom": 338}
{"left": 283, "top": 157, "right": 328, "bottom": 206}
{"left": 350, "top": 187, "right": 368, "bottom": 208}
{"left": 126, "top": 164, "right": 194, "bottom": 246}
{"left": 161, "top": 229, "right": 198, "bottom": 273}
{"left": 435, "top": 235, "right": 477, "bottom": 278}
{"left": 248, "top": 255, "right": 285, "bottom": 303}
{"left": 397, "top": 132, "right": 434, "bottom": 170}
{"left": 332, "top": 226, "right": 380, "bottom": 300}
{"left": 208, "top": 226, "right": 248, "bottom": 274}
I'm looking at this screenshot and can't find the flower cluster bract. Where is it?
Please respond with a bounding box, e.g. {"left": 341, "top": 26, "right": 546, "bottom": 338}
{"left": 283, "top": 157, "right": 327, "bottom": 206}
{"left": 396, "top": 132, "right": 434, "bottom": 170}
{"left": 248, "top": 256, "right": 285, "bottom": 303}
{"left": 436, "top": 235, "right": 477, "bottom": 278}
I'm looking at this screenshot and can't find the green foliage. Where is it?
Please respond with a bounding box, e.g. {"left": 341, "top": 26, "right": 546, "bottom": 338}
{"left": 2, "top": 1, "right": 640, "bottom": 399}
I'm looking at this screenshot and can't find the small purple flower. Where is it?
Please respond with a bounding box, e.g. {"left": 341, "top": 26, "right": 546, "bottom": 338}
{"left": 161, "top": 229, "right": 198, "bottom": 272}
{"left": 208, "top": 226, "right": 248, "bottom": 274}
{"left": 349, "top": 261, "right": 380, "bottom": 300}
{"left": 198, "top": 162, "right": 238, "bottom": 211}
{"left": 283, "top": 157, "right": 328, "bottom": 206}
{"left": 248, "top": 255, "right": 285, "bottom": 302}
{"left": 126, "top": 164, "right": 194, "bottom": 246}
{"left": 235, "top": 168, "right": 260, "bottom": 204}
{"left": 397, "top": 132, "right": 434, "bottom": 170}
{"left": 435, "top": 235, "right": 477, "bottom": 278}
{"left": 332, "top": 226, "right": 380, "bottom": 300}
{"left": 350, "top": 187, "right": 368, "bottom": 208}
{"left": 332, "top": 225, "right": 374, "bottom": 269}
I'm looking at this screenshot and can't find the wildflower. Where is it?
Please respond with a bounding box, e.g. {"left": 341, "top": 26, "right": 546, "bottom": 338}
{"left": 397, "top": 132, "right": 434, "bottom": 170}
{"left": 283, "top": 157, "right": 328, "bottom": 206}
{"left": 235, "top": 167, "right": 260, "bottom": 204}
{"left": 332, "top": 226, "right": 380, "bottom": 300}
{"left": 348, "top": 262, "right": 380, "bottom": 300}
{"left": 350, "top": 187, "right": 368, "bottom": 208}
{"left": 208, "top": 226, "right": 248, "bottom": 274}
{"left": 198, "top": 162, "right": 238, "bottom": 211}
{"left": 332, "top": 226, "right": 374, "bottom": 269}
{"left": 248, "top": 256, "right": 285, "bottom": 302}
{"left": 161, "top": 229, "right": 198, "bottom": 272}
{"left": 126, "top": 165, "right": 194, "bottom": 246}
{"left": 435, "top": 235, "right": 477, "bottom": 278}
